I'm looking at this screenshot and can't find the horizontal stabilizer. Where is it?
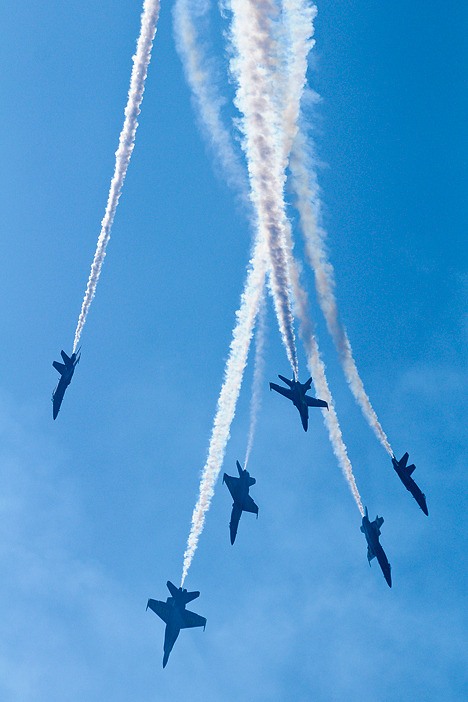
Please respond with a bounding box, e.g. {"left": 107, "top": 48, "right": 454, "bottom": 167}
{"left": 53, "top": 361, "right": 66, "bottom": 375}
{"left": 406, "top": 463, "right": 417, "bottom": 476}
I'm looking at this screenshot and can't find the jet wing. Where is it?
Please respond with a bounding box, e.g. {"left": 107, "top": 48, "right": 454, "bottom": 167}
{"left": 242, "top": 494, "right": 259, "bottom": 515}
{"left": 53, "top": 361, "right": 67, "bottom": 375}
{"left": 305, "top": 396, "right": 328, "bottom": 409}
{"left": 405, "top": 463, "right": 417, "bottom": 476}
{"left": 270, "top": 382, "right": 293, "bottom": 400}
{"left": 223, "top": 474, "right": 240, "bottom": 501}
{"left": 146, "top": 598, "right": 170, "bottom": 624}
{"left": 181, "top": 609, "right": 206, "bottom": 630}
{"left": 367, "top": 545, "right": 376, "bottom": 562}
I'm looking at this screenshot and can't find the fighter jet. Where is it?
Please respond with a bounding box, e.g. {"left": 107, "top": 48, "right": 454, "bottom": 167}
{"left": 360, "top": 507, "right": 392, "bottom": 587}
{"left": 392, "top": 453, "right": 428, "bottom": 516}
{"left": 147, "top": 581, "right": 206, "bottom": 668}
{"left": 51, "top": 349, "right": 80, "bottom": 420}
{"left": 223, "top": 461, "right": 259, "bottom": 544}
{"left": 269, "top": 374, "right": 328, "bottom": 431}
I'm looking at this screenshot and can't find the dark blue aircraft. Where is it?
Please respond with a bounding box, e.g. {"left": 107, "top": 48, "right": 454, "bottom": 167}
{"left": 392, "top": 453, "right": 428, "bottom": 516}
{"left": 269, "top": 375, "right": 328, "bottom": 431}
{"left": 223, "top": 460, "right": 259, "bottom": 544}
{"left": 360, "top": 507, "right": 392, "bottom": 588}
{"left": 147, "top": 581, "right": 206, "bottom": 668}
{"left": 52, "top": 349, "right": 81, "bottom": 420}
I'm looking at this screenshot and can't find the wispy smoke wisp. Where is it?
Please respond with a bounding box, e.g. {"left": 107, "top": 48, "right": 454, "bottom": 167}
{"left": 173, "top": 0, "right": 248, "bottom": 198}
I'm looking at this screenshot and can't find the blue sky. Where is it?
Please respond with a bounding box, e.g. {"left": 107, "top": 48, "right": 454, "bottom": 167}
{"left": 0, "top": 1, "right": 466, "bottom": 700}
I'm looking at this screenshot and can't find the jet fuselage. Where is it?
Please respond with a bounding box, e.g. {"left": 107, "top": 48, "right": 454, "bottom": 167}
{"left": 269, "top": 375, "right": 328, "bottom": 432}
{"left": 147, "top": 581, "right": 206, "bottom": 667}
{"left": 360, "top": 510, "right": 392, "bottom": 588}
{"left": 392, "top": 454, "right": 428, "bottom": 515}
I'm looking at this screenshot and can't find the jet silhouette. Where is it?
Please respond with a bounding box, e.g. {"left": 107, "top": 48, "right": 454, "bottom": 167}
{"left": 223, "top": 460, "right": 259, "bottom": 544}
{"left": 147, "top": 581, "right": 206, "bottom": 667}
{"left": 269, "top": 375, "right": 328, "bottom": 431}
{"left": 392, "top": 453, "right": 428, "bottom": 515}
{"left": 52, "top": 349, "right": 80, "bottom": 419}
{"left": 360, "top": 507, "right": 392, "bottom": 587}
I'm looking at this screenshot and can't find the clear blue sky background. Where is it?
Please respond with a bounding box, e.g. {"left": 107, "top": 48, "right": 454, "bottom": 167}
{"left": 0, "top": 1, "right": 466, "bottom": 700}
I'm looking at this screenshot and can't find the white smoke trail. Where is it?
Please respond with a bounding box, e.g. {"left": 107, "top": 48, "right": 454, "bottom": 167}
{"left": 181, "top": 240, "right": 268, "bottom": 585}
{"left": 244, "top": 293, "right": 267, "bottom": 468}
{"left": 288, "top": 253, "right": 364, "bottom": 514}
{"left": 73, "top": 0, "right": 161, "bottom": 353}
{"left": 277, "top": 0, "right": 317, "bottom": 166}
{"left": 173, "top": 0, "right": 248, "bottom": 199}
{"left": 228, "top": 0, "right": 299, "bottom": 380}
{"left": 289, "top": 128, "right": 393, "bottom": 457}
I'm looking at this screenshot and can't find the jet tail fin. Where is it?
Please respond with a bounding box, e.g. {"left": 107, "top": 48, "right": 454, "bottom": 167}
{"left": 236, "top": 460, "right": 243, "bottom": 477}
{"left": 278, "top": 374, "right": 293, "bottom": 387}
{"left": 166, "top": 581, "right": 179, "bottom": 598}
{"left": 60, "top": 350, "right": 72, "bottom": 364}
{"left": 53, "top": 361, "right": 67, "bottom": 375}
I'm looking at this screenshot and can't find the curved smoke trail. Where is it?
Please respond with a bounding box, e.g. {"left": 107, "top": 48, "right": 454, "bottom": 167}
{"left": 228, "top": 0, "right": 299, "bottom": 380}
{"left": 244, "top": 294, "right": 267, "bottom": 469}
{"left": 277, "top": 0, "right": 317, "bottom": 166}
{"left": 289, "top": 130, "right": 393, "bottom": 456}
{"left": 173, "top": 0, "right": 248, "bottom": 199}
{"left": 180, "top": 0, "right": 313, "bottom": 583}
{"left": 288, "top": 253, "right": 364, "bottom": 514}
{"left": 73, "top": 0, "right": 161, "bottom": 352}
{"left": 269, "top": 2, "right": 364, "bottom": 512}
{"left": 181, "top": 241, "right": 267, "bottom": 585}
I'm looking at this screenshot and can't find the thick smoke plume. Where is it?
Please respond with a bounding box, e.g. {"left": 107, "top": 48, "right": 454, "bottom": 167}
{"left": 228, "top": 0, "right": 299, "bottom": 380}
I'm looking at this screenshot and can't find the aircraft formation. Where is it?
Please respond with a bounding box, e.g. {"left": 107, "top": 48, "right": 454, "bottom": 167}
{"left": 48, "top": 0, "right": 430, "bottom": 668}
{"left": 51, "top": 347, "right": 428, "bottom": 664}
